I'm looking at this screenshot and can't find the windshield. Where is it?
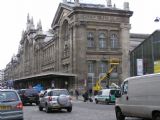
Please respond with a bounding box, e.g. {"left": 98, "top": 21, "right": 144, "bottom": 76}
{"left": 0, "top": 91, "right": 19, "bottom": 102}
{"left": 97, "top": 91, "right": 102, "bottom": 95}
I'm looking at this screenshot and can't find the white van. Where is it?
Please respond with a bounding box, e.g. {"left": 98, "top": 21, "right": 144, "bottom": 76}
{"left": 115, "top": 73, "right": 160, "bottom": 120}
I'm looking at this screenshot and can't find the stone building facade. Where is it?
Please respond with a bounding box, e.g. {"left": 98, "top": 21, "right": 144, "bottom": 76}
{"left": 4, "top": 1, "right": 133, "bottom": 90}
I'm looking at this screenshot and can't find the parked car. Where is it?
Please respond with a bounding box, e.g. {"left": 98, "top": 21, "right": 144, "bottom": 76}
{"left": 17, "top": 89, "right": 39, "bottom": 105}
{"left": 0, "top": 89, "right": 23, "bottom": 120}
{"left": 95, "top": 89, "right": 120, "bottom": 104}
{"left": 39, "top": 89, "right": 72, "bottom": 113}
{"left": 115, "top": 73, "right": 160, "bottom": 120}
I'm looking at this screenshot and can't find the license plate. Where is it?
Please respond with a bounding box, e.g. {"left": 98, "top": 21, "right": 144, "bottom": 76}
{"left": 29, "top": 97, "right": 35, "bottom": 100}
{"left": 0, "top": 106, "right": 11, "bottom": 110}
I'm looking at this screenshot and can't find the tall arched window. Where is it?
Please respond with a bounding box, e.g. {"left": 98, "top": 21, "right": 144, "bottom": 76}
{"left": 87, "top": 32, "right": 94, "bottom": 48}
{"left": 99, "top": 33, "right": 106, "bottom": 49}
{"left": 62, "top": 20, "right": 69, "bottom": 41}
{"left": 110, "top": 34, "right": 119, "bottom": 49}
{"left": 61, "top": 20, "right": 70, "bottom": 58}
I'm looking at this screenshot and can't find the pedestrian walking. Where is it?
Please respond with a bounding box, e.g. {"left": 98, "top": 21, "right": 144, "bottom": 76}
{"left": 82, "top": 89, "right": 93, "bottom": 102}
{"left": 82, "top": 90, "right": 88, "bottom": 102}
{"left": 75, "top": 89, "right": 79, "bottom": 100}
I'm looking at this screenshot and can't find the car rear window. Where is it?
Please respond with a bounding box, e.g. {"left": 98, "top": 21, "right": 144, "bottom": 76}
{"left": 0, "top": 91, "right": 19, "bottom": 102}
{"left": 25, "top": 89, "right": 38, "bottom": 95}
{"left": 110, "top": 90, "right": 119, "bottom": 95}
{"left": 51, "top": 90, "right": 69, "bottom": 96}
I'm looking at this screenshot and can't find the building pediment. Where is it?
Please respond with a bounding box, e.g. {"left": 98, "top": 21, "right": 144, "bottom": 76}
{"left": 51, "top": 2, "right": 133, "bottom": 29}
{"left": 51, "top": 3, "right": 73, "bottom": 29}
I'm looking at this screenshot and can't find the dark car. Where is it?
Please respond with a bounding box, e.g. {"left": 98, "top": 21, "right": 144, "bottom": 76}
{"left": 18, "top": 89, "right": 39, "bottom": 105}
{"left": 0, "top": 89, "right": 23, "bottom": 120}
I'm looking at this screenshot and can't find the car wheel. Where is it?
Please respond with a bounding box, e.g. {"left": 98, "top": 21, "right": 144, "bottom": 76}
{"left": 105, "top": 99, "right": 109, "bottom": 105}
{"left": 115, "top": 108, "right": 125, "bottom": 120}
{"left": 39, "top": 105, "right": 43, "bottom": 111}
{"left": 95, "top": 99, "right": 98, "bottom": 104}
{"left": 45, "top": 104, "right": 50, "bottom": 113}
{"left": 36, "top": 102, "right": 39, "bottom": 105}
{"left": 67, "top": 107, "right": 72, "bottom": 112}
{"left": 22, "top": 102, "right": 25, "bottom": 106}
{"left": 153, "top": 112, "right": 160, "bottom": 120}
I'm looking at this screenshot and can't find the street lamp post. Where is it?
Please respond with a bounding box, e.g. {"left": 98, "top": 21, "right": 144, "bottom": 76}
{"left": 65, "top": 81, "right": 68, "bottom": 89}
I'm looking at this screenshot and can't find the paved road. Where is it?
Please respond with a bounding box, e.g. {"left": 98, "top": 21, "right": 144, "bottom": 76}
{"left": 23, "top": 100, "right": 145, "bottom": 120}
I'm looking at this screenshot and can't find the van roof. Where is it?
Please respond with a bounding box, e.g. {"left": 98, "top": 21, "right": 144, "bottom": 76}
{"left": 101, "top": 88, "right": 119, "bottom": 91}
{"left": 124, "top": 73, "right": 160, "bottom": 82}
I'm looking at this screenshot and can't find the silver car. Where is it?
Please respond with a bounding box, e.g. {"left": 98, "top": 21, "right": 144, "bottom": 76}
{"left": 39, "top": 89, "right": 72, "bottom": 113}
{"left": 0, "top": 89, "right": 23, "bottom": 120}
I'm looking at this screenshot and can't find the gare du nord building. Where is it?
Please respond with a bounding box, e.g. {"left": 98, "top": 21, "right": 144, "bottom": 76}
{"left": 4, "top": 0, "right": 133, "bottom": 91}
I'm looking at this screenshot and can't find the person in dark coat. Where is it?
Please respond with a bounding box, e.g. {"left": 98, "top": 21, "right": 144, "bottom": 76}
{"left": 82, "top": 90, "right": 89, "bottom": 102}
{"left": 75, "top": 89, "right": 79, "bottom": 100}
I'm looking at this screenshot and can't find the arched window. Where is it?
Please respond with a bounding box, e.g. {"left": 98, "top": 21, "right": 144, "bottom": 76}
{"left": 62, "top": 20, "right": 69, "bottom": 41}
{"left": 99, "top": 33, "right": 106, "bottom": 48}
{"left": 87, "top": 32, "right": 94, "bottom": 48}
{"left": 110, "top": 34, "right": 119, "bottom": 49}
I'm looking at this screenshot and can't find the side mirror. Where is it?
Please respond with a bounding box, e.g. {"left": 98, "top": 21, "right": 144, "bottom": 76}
{"left": 115, "top": 90, "right": 121, "bottom": 98}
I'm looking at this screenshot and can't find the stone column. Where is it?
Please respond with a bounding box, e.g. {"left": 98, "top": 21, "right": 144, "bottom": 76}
{"left": 74, "top": 21, "right": 87, "bottom": 87}
{"left": 120, "top": 23, "right": 131, "bottom": 81}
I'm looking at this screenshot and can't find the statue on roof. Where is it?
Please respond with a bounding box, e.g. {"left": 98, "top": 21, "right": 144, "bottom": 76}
{"left": 63, "top": 0, "right": 67, "bottom": 3}
{"left": 74, "top": 0, "right": 80, "bottom": 6}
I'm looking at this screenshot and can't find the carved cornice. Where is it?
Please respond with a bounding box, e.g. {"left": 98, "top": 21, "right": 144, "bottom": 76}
{"left": 34, "top": 34, "right": 46, "bottom": 41}
{"left": 120, "top": 23, "right": 131, "bottom": 30}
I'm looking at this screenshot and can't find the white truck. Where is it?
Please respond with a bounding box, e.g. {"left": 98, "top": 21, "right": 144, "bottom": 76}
{"left": 115, "top": 73, "right": 160, "bottom": 120}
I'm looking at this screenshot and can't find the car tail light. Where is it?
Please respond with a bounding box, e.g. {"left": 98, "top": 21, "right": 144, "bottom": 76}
{"left": 22, "top": 94, "right": 26, "bottom": 97}
{"left": 48, "top": 96, "right": 52, "bottom": 101}
{"left": 16, "top": 102, "right": 23, "bottom": 110}
{"left": 69, "top": 96, "right": 72, "bottom": 101}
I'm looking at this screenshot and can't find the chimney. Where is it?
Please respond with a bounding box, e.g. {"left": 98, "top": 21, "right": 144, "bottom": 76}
{"left": 106, "top": 0, "right": 112, "bottom": 7}
{"left": 123, "top": 2, "right": 129, "bottom": 10}
{"left": 75, "top": 0, "right": 80, "bottom": 6}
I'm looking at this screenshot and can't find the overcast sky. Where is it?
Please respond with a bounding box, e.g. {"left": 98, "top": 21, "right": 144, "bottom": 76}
{"left": 0, "top": 0, "right": 160, "bottom": 70}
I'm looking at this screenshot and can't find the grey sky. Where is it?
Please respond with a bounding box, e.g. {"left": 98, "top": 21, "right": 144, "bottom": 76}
{"left": 0, "top": 0, "right": 159, "bottom": 70}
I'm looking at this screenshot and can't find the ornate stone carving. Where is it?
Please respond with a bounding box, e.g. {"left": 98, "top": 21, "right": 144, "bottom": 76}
{"left": 78, "top": 14, "right": 128, "bottom": 23}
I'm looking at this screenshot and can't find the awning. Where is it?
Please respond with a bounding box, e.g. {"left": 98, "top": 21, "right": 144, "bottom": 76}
{"left": 14, "top": 72, "right": 77, "bottom": 81}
